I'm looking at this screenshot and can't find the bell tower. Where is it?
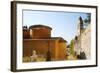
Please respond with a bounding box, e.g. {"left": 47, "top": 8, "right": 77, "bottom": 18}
{"left": 77, "top": 16, "right": 84, "bottom": 36}
{"left": 77, "top": 16, "right": 84, "bottom": 56}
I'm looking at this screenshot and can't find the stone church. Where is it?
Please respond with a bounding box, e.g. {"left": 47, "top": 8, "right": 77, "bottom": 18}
{"left": 23, "top": 24, "right": 67, "bottom": 62}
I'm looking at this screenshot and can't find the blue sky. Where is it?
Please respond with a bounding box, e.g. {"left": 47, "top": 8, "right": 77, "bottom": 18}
{"left": 23, "top": 10, "right": 89, "bottom": 44}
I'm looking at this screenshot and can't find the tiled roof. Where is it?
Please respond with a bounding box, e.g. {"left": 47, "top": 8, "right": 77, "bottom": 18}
{"left": 23, "top": 37, "right": 67, "bottom": 42}
{"left": 51, "top": 37, "right": 67, "bottom": 42}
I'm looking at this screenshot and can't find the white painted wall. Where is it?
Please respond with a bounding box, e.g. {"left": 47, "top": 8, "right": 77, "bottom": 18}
{"left": 81, "top": 24, "right": 91, "bottom": 59}
{"left": 0, "top": 0, "right": 99, "bottom": 73}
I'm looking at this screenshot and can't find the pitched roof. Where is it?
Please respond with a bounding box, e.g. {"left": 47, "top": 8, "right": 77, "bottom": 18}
{"left": 51, "top": 37, "right": 67, "bottom": 42}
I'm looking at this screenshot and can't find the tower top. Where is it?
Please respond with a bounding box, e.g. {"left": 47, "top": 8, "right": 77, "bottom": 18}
{"left": 79, "top": 16, "right": 83, "bottom": 25}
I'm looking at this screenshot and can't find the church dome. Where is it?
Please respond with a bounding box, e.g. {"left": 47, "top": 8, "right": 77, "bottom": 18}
{"left": 29, "top": 24, "right": 52, "bottom": 39}
{"left": 29, "top": 24, "right": 52, "bottom": 30}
